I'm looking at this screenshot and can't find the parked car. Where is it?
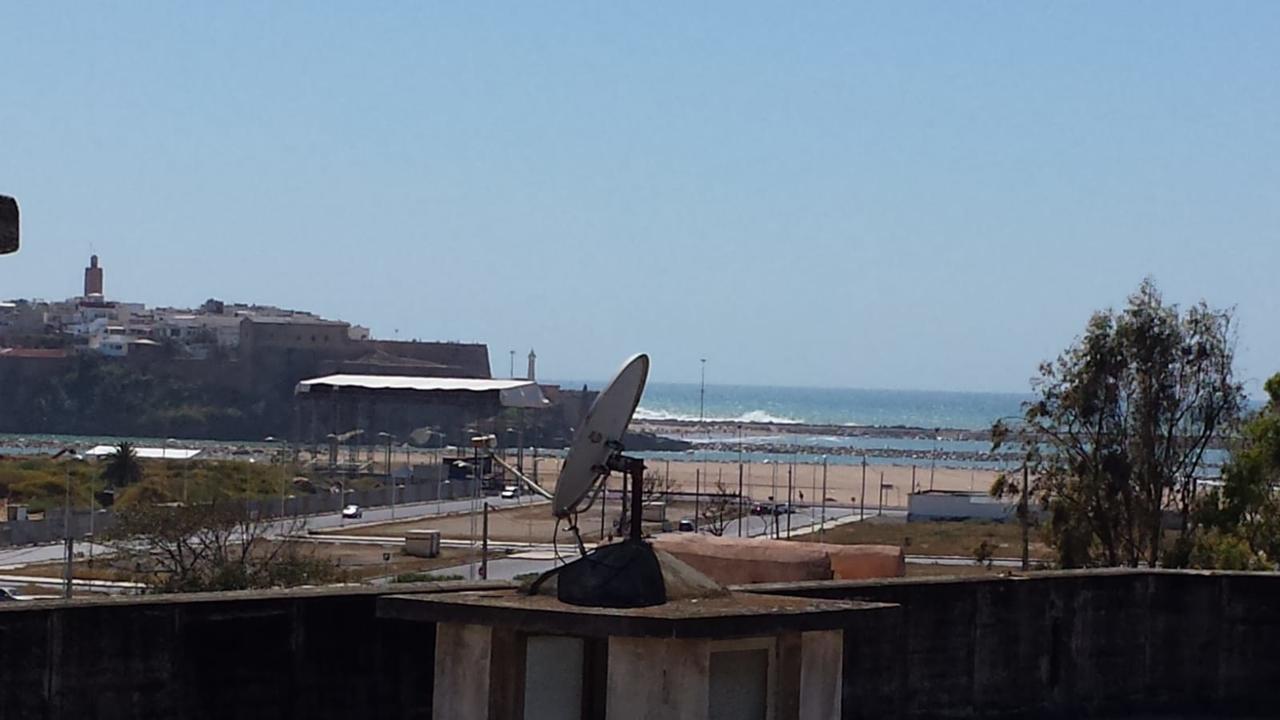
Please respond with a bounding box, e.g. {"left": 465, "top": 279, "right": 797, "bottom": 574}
{"left": 750, "top": 502, "right": 774, "bottom": 516}
{"left": 772, "top": 503, "right": 796, "bottom": 515}
{"left": 341, "top": 504, "right": 363, "bottom": 519}
{"left": 500, "top": 485, "right": 518, "bottom": 499}
{"left": 677, "top": 517, "right": 697, "bottom": 532}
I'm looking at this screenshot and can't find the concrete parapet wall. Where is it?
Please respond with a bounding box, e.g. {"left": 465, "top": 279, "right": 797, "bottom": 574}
{"left": 0, "top": 582, "right": 508, "bottom": 720}
{"left": 745, "top": 569, "right": 1280, "bottom": 719}
{"left": 1, "top": 571, "right": 1278, "bottom": 718}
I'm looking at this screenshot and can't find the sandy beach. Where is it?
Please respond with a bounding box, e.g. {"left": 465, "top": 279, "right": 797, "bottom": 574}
{"left": 512, "top": 456, "right": 998, "bottom": 511}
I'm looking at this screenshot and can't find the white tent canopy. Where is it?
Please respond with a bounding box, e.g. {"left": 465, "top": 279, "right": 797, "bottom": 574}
{"left": 84, "top": 445, "right": 203, "bottom": 460}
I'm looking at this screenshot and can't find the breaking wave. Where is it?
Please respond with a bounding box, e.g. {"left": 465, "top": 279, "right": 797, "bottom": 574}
{"left": 633, "top": 407, "right": 804, "bottom": 425}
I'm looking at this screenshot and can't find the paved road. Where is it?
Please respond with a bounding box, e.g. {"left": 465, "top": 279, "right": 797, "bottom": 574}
{"left": 0, "top": 494, "right": 540, "bottom": 573}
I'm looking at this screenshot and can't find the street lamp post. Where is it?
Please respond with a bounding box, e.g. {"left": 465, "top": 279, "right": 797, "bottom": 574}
{"left": 820, "top": 455, "right": 828, "bottom": 541}
{"left": 378, "top": 432, "right": 395, "bottom": 519}
{"left": 52, "top": 447, "right": 79, "bottom": 599}
{"left": 860, "top": 453, "right": 867, "bottom": 521}
{"left": 736, "top": 424, "right": 744, "bottom": 537}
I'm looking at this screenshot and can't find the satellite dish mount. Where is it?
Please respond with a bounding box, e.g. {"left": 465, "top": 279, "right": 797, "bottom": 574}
{"left": 529, "top": 354, "right": 667, "bottom": 608}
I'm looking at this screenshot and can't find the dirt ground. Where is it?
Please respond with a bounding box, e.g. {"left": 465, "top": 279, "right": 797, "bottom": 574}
{"left": 14, "top": 540, "right": 488, "bottom": 585}
{"left": 804, "top": 517, "right": 1052, "bottom": 560}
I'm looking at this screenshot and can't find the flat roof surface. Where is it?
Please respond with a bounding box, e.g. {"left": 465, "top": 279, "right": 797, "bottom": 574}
{"left": 378, "top": 589, "right": 892, "bottom": 639}
{"left": 296, "top": 374, "right": 549, "bottom": 408}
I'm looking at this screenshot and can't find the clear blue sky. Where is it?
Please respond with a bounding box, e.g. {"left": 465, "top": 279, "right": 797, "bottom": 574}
{"left": 2, "top": 3, "right": 1277, "bottom": 393}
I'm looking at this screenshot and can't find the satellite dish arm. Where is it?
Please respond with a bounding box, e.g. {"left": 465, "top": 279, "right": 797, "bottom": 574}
{"left": 487, "top": 452, "right": 554, "bottom": 501}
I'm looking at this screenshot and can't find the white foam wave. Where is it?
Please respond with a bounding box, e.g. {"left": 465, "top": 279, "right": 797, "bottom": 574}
{"left": 633, "top": 407, "right": 804, "bottom": 425}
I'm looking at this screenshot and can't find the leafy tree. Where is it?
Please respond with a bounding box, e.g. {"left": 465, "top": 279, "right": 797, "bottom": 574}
{"left": 1190, "top": 373, "right": 1280, "bottom": 568}
{"left": 101, "top": 442, "right": 143, "bottom": 488}
{"left": 992, "top": 279, "right": 1244, "bottom": 568}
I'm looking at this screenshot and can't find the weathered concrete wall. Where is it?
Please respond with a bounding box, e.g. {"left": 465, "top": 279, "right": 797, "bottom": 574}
{"left": 2, "top": 572, "right": 1279, "bottom": 719}
{"left": 0, "top": 583, "right": 502, "bottom": 720}
{"left": 748, "top": 569, "right": 1280, "bottom": 719}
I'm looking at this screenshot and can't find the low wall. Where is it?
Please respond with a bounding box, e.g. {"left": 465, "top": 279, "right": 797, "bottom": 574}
{"left": 748, "top": 569, "right": 1279, "bottom": 719}
{"left": 0, "top": 582, "right": 505, "bottom": 720}
{"left": 1, "top": 571, "right": 1277, "bottom": 718}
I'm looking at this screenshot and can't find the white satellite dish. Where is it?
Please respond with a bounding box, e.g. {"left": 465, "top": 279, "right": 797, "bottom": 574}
{"left": 528, "top": 353, "right": 670, "bottom": 608}
{"left": 551, "top": 353, "right": 649, "bottom": 518}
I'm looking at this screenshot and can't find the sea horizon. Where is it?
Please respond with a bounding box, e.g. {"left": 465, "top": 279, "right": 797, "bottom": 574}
{"left": 545, "top": 380, "right": 1033, "bottom": 431}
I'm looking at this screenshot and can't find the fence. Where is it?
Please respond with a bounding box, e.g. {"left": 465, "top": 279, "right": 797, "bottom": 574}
{"left": 0, "top": 477, "right": 481, "bottom": 548}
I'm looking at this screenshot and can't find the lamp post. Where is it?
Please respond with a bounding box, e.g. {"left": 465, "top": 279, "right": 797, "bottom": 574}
{"left": 820, "top": 455, "right": 828, "bottom": 541}
{"left": 265, "top": 436, "right": 288, "bottom": 517}
{"left": 378, "top": 431, "right": 395, "bottom": 519}
{"left": 860, "top": 453, "right": 867, "bottom": 521}
{"left": 163, "top": 438, "right": 185, "bottom": 503}
{"left": 52, "top": 447, "right": 80, "bottom": 599}
{"left": 736, "top": 424, "right": 744, "bottom": 537}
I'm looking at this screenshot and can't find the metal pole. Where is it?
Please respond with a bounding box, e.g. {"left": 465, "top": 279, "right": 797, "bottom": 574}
{"left": 778, "top": 456, "right": 788, "bottom": 535}
{"left": 470, "top": 445, "right": 479, "bottom": 580}
{"left": 699, "top": 358, "right": 706, "bottom": 424}
{"left": 737, "top": 425, "right": 744, "bottom": 537}
{"left": 860, "top": 454, "right": 867, "bottom": 521}
{"left": 481, "top": 502, "right": 490, "bottom": 579}
{"left": 770, "top": 461, "right": 778, "bottom": 538}
{"left": 930, "top": 432, "right": 938, "bottom": 491}
{"left": 694, "top": 468, "right": 701, "bottom": 533}
{"left": 878, "top": 471, "right": 885, "bottom": 516}
{"left": 629, "top": 462, "right": 646, "bottom": 542}
{"left": 63, "top": 460, "right": 73, "bottom": 599}
{"left": 1021, "top": 465, "right": 1030, "bottom": 571}
{"left": 821, "top": 455, "right": 828, "bottom": 541}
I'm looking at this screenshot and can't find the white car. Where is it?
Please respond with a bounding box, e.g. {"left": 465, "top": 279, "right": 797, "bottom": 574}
{"left": 341, "top": 504, "right": 363, "bottom": 519}
{"left": 500, "top": 485, "right": 518, "bottom": 499}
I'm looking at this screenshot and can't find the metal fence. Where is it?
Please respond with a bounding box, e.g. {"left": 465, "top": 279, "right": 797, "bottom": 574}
{"left": 0, "top": 477, "right": 480, "bottom": 548}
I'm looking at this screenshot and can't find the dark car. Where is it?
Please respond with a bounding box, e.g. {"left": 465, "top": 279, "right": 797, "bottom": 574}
{"left": 750, "top": 502, "right": 774, "bottom": 516}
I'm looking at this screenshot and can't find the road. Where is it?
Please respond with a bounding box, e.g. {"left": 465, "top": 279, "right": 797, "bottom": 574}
{"left": 0, "top": 493, "right": 537, "bottom": 592}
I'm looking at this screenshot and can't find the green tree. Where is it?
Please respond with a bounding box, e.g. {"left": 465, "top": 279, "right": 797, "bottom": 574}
{"left": 101, "top": 441, "right": 143, "bottom": 488}
{"left": 992, "top": 279, "right": 1244, "bottom": 568}
{"left": 1190, "top": 373, "right": 1280, "bottom": 568}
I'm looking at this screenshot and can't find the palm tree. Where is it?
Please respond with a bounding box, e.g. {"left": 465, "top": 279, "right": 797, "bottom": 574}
{"left": 101, "top": 442, "right": 143, "bottom": 488}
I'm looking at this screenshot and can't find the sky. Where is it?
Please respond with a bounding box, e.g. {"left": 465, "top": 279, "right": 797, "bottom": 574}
{"left": 1, "top": 3, "right": 1277, "bottom": 393}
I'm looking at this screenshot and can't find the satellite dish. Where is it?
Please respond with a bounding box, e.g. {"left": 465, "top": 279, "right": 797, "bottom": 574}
{"left": 0, "top": 195, "right": 17, "bottom": 255}
{"left": 552, "top": 353, "right": 649, "bottom": 518}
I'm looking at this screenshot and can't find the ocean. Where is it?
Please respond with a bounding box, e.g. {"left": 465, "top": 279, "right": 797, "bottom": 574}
{"left": 551, "top": 381, "right": 1031, "bottom": 431}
